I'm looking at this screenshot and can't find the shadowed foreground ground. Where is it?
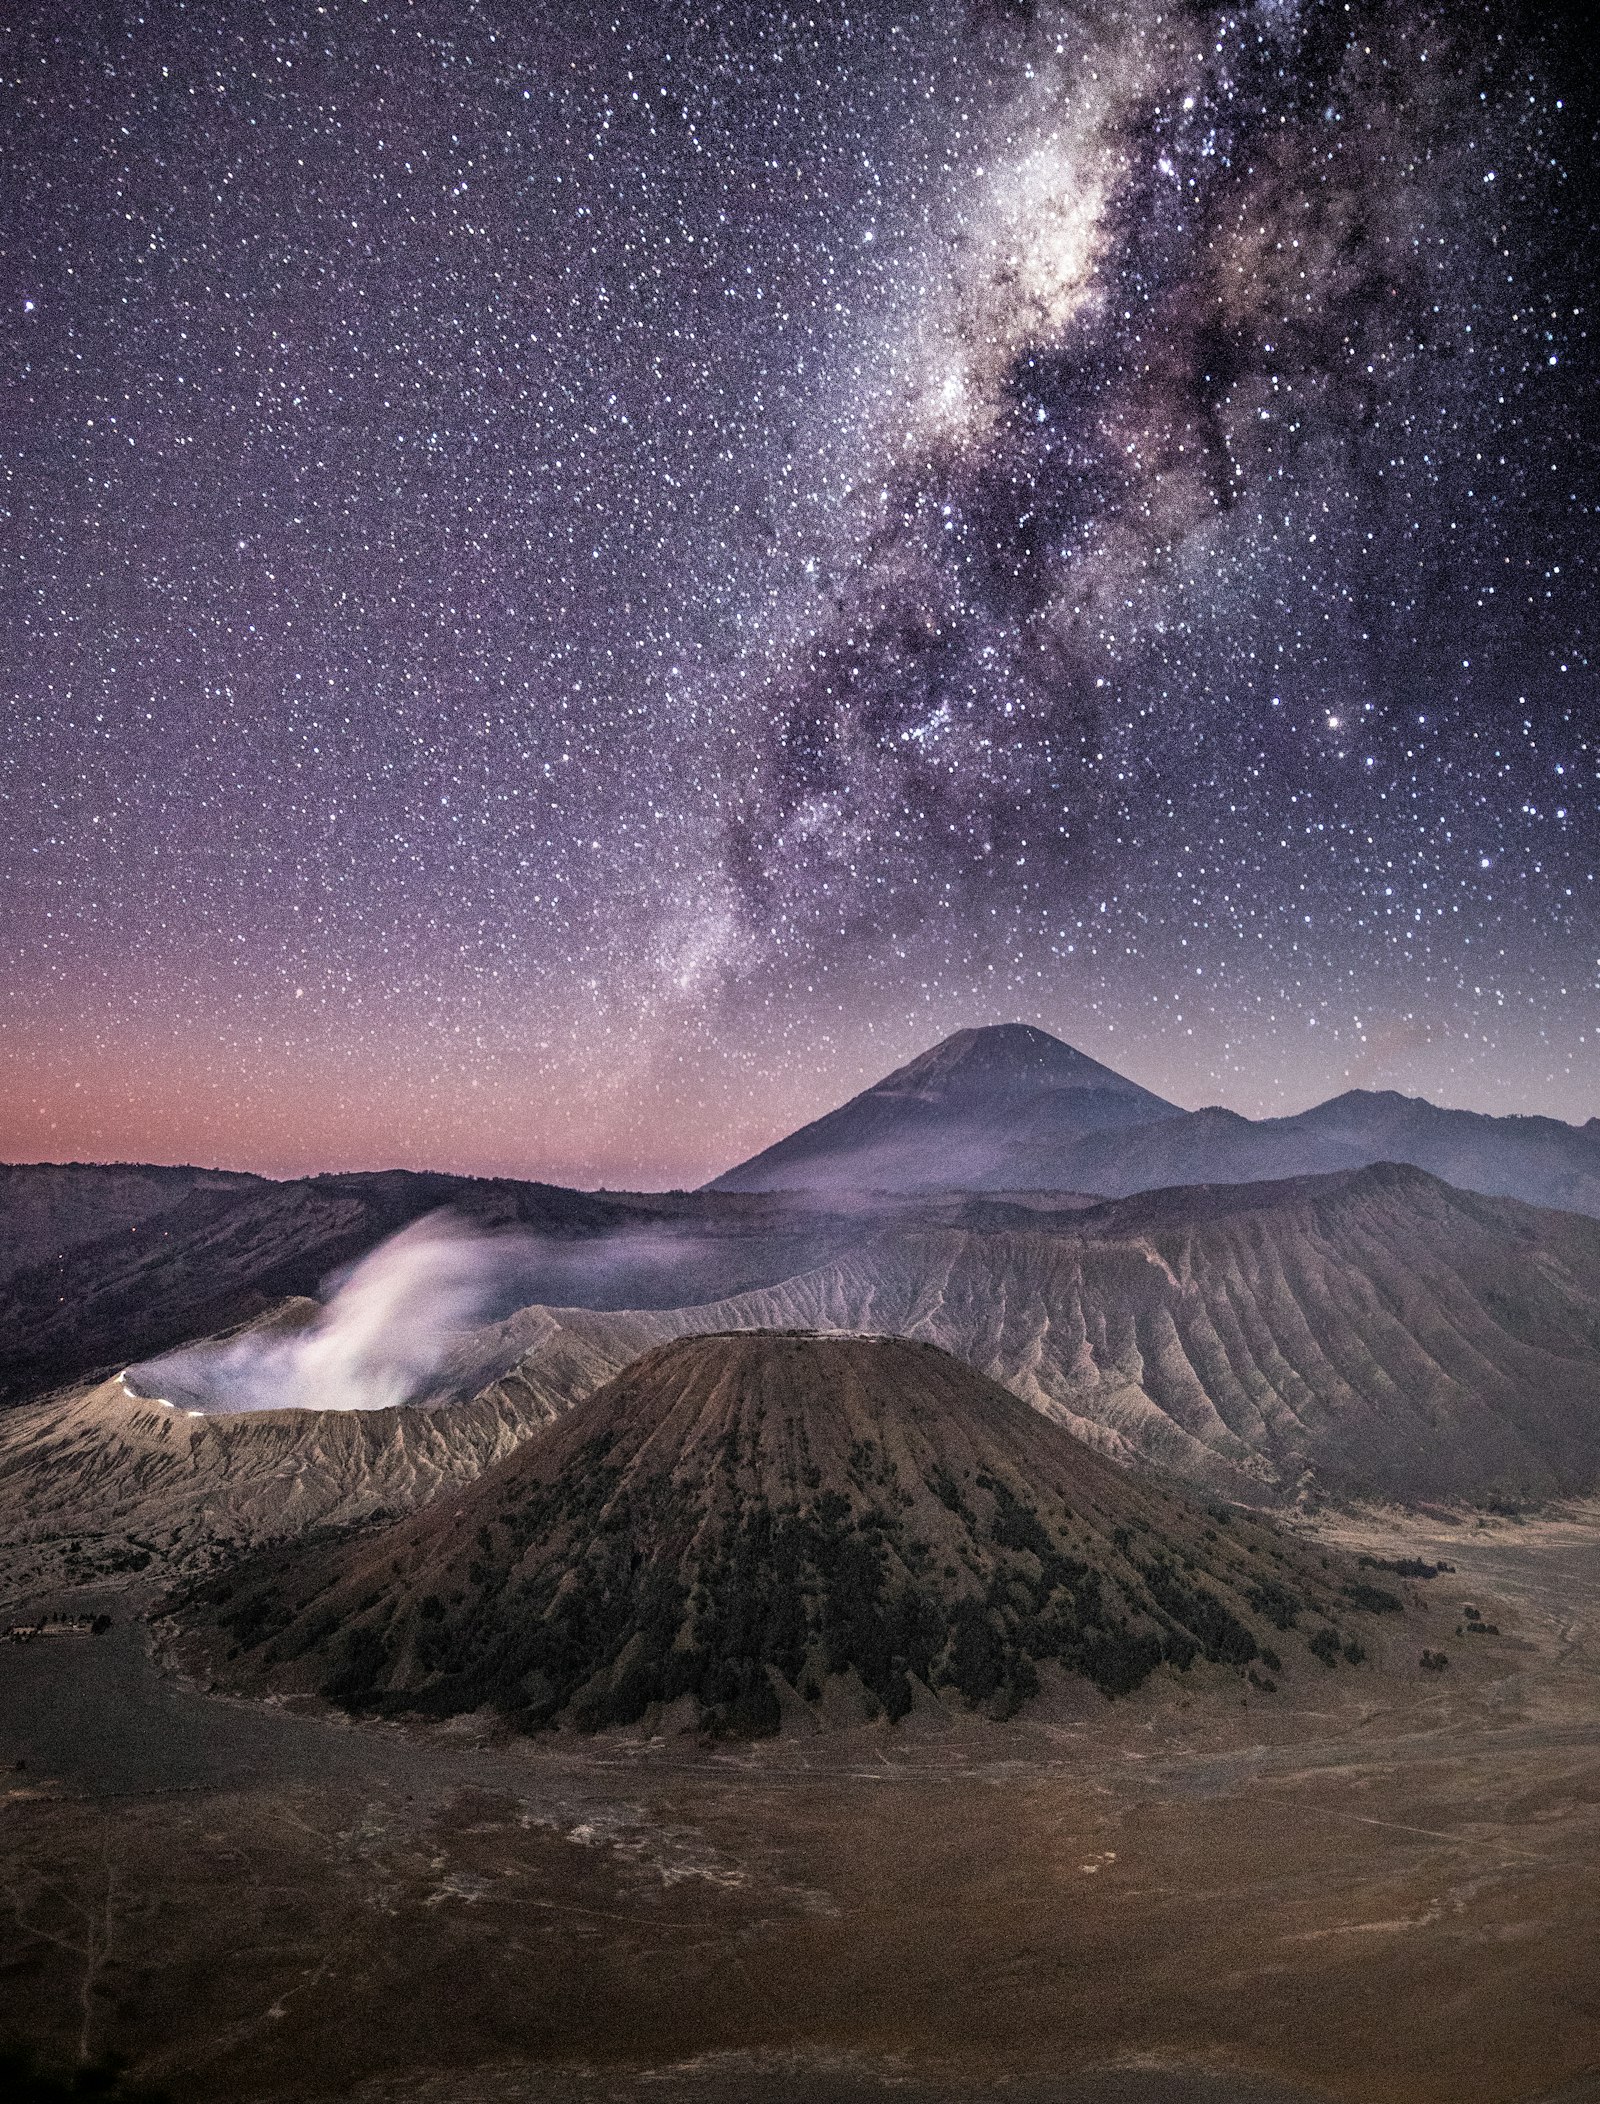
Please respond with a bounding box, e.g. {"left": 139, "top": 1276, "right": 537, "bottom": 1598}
{"left": 4, "top": 1508, "right": 1600, "bottom": 2104}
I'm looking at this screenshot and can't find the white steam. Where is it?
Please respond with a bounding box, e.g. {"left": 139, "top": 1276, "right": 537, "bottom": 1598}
{"left": 126, "top": 1204, "right": 845, "bottom": 1417}
{"left": 132, "top": 1212, "right": 537, "bottom": 1417}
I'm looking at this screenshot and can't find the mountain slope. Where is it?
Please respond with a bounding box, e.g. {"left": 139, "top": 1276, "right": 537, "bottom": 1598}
{"left": 1058, "top": 1093, "right": 1600, "bottom": 1216}
{"left": 708, "top": 1024, "right": 1178, "bottom": 1194}
{"left": 707, "top": 1025, "right": 1600, "bottom": 1216}
{"left": 0, "top": 1165, "right": 893, "bottom": 1408}
{"left": 174, "top": 1333, "right": 1393, "bottom": 1733}
{"left": 8, "top": 1163, "right": 1600, "bottom": 1607}
{"left": 475, "top": 1166, "right": 1600, "bottom": 1504}
{"left": 0, "top": 1161, "right": 266, "bottom": 1287}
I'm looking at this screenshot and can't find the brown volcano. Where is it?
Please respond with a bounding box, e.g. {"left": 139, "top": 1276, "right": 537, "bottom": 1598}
{"left": 177, "top": 1332, "right": 1401, "bottom": 1735}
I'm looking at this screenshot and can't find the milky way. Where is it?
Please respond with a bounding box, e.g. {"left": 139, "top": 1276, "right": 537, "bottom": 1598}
{"left": 2, "top": 1, "right": 1595, "bottom": 1184}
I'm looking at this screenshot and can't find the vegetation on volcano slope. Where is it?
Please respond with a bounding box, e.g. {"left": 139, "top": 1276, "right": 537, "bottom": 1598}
{"left": 183, "top": 1334, "right": 1399, "bottom": 1737}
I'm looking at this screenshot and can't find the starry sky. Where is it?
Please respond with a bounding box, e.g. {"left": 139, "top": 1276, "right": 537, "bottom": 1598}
{"left": 2, "top": 0, "right": 1596, "bottom": 1187}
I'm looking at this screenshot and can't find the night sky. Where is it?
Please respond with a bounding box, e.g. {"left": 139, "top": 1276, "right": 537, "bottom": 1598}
{"left": 3, "top": 1, "right": 1596, "bottom": 1187}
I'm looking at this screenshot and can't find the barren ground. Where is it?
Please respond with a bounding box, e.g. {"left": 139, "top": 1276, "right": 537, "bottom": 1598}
{"left": 3, "top": 1506, "right": 1600, "bottom": 2104}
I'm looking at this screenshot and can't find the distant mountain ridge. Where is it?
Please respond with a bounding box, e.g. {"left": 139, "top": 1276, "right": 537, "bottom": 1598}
{"left": 710, "top": 1025, "right": 1600, "bottom": 1215}
{"left": 3, "top": 1024, "right": 1595, "bottom": 1415}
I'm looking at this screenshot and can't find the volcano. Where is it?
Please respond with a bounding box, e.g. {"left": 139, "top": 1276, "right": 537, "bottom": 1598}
{"left": 709, "top": 1023, "right": 1600, "bottom": 1215}
{"left": 176, "top": 1331, "right": 1399, "bottom": 1736}
{"left": 709, "top": 1024, "right": 1179, "bottom": 1194}
{"left": 10, "top": 1163, "right": 1600, "bottom": 1612}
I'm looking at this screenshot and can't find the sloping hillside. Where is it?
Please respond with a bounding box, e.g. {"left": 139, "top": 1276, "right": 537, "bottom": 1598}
{"left": 476, "top": 1165, "right": 1600, "bottom": 1503}
{"left": 0, "top": 1161, "right": 266, "bottom": 1285}
{"left": 7, "top": 1164, "right": 1600, "bottom": 1607}
{"left": 175, "top": 1333, "right": 1395, "bottom": 1734}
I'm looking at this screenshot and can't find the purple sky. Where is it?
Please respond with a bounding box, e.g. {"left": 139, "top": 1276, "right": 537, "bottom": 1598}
{"left": 3, "top": 1, "right": 1596, "bottom": 1186}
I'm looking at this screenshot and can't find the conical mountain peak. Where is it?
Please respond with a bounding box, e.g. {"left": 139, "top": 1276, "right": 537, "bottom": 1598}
{"left": 710, "top": 1026, "right": 1179, "bottom": 1194}
{"left": 880, "top": 1024, "right": 1143, "bottom": 1098}
{"left": 178, "top": 1331, "right": 1396, "bottom": 1738}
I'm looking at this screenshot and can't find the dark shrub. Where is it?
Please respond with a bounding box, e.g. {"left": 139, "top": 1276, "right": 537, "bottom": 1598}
{"left": 944, "top": 1599, "right": 1006, "bottom": 1704}
{"left": 1342, "top": 1582, "right": 1403, "bottom": 1614}
{"left": 1144, "top": 1562, "right": 1257, "bottom": 1666}
{"left": 700, "top": 1659, "right": 781, "bottom": 1737}
{"left": 1308, "top": 1626, "right": 1342, "bottom": 1667}
{"left": 1360, "top": 1555, "right": 1442, "bottom": 1579}
{"left": 1246, "top": 1578, "right": 1302, "bottom": 1630}
{"left": 321, "top": 1621, "right": 389, "bottom": 1702}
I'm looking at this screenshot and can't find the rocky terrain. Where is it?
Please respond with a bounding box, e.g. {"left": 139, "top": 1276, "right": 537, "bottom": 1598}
{"left": 476, "top": 1164, "right": 1600, "bottom": 1504}
{"left": 5, "top": 1163, "right": 1600, "bottom": 1606}
{"left": 173, "top": 1332, "right": 1396, "bottom": 1734}
{"left": 0, "top": 1163, "right": 893, "bottom": 1407}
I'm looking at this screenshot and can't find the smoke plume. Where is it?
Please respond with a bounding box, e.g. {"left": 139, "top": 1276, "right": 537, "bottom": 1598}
{"left": 130, "top": 1212, "right": 536, "bottom": 1415}
{"left": 126, "top": 1204, "right": 847, "bottom": 1415}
